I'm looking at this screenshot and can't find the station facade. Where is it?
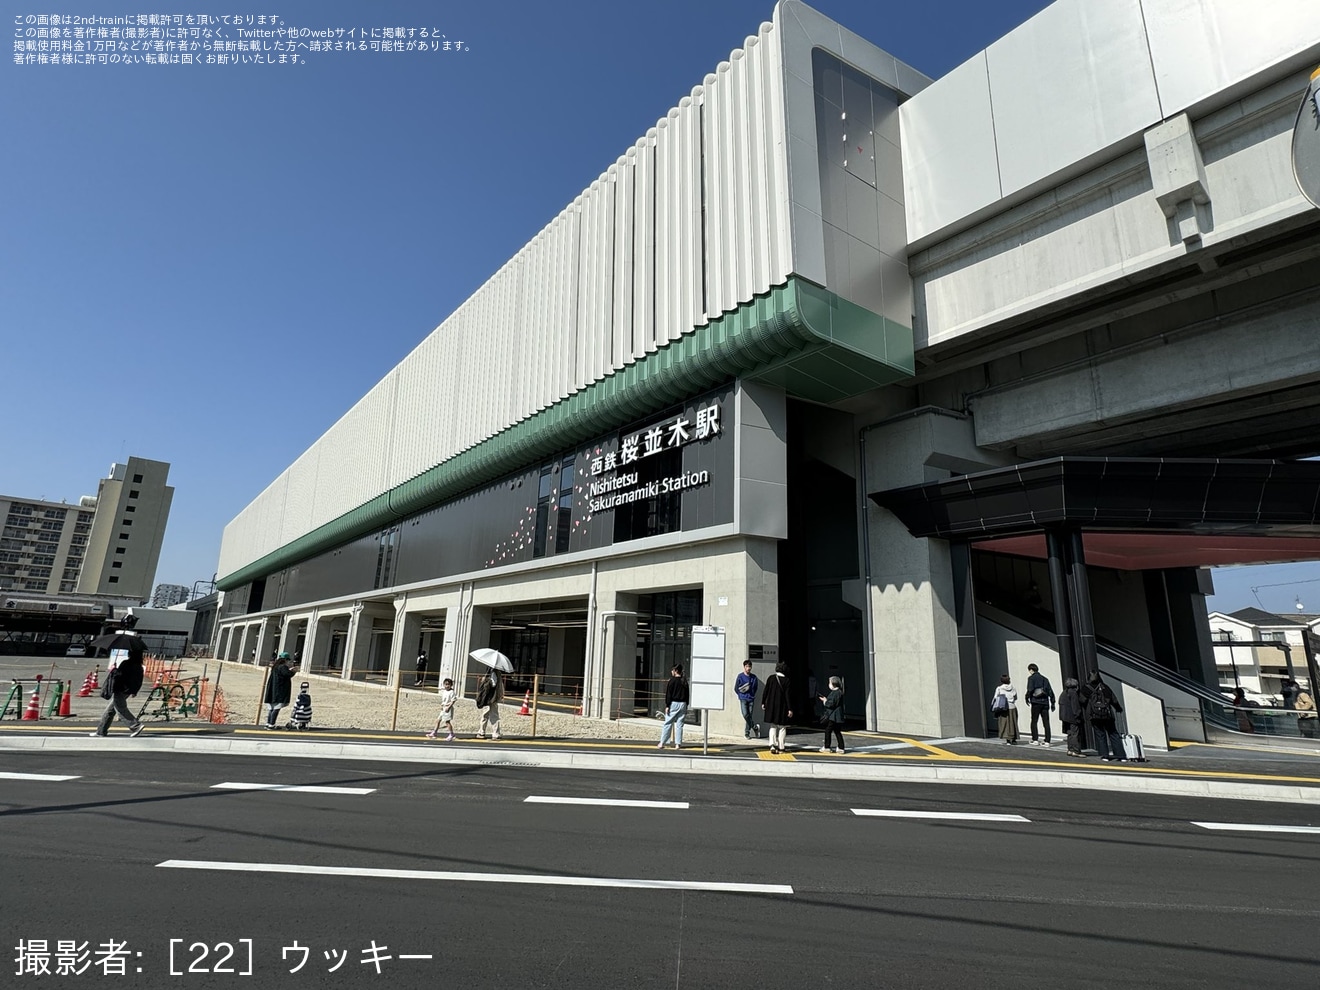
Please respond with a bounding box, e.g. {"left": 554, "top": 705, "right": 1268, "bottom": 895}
{"left": 215, "top": 0, "right": 1320, "bottom": 739}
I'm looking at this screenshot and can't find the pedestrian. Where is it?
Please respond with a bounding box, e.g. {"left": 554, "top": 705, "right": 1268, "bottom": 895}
{"left": 760, "top": 659, "right": 793, "bottom": 755}
{"left": 474, "top": 670, "right": 505, "bottom": 739}
{"left": 1296, "top": 685, "right": 1317, "bottom": 738}
{"left": 1281, "top": 676, "right": 1302, "bottom": 710}
{"left": 1058, "top": 677, "right": 1086, "bottom": 757}
{"left": 735, "top": 659, "right": 760, "bottom": 739}
{"left": 991, "top": 673, "right": 1019, "bottom": 744}
{"left": 427, "top": 677, "right": 457, "bottom": 741}
{"left": 657, "top": 663, "right": 689, "bottom": 750}
{"left": 1082, "top": 672, "right": 1125, "bottom": 761}
{"left": 415, "top": 649, "right": 428, "bottom": 687}
{"left": 263, "top": 652, "right": 294, "bottom": 729}
{"left": 818, "top": 675, "right": 847, "bottom": 754}
{"left": 1024, "top": 662, "right": 1056, "bottom": 746}
{"left": 1231, "top": 686, "right": 1256, "bottom": 733}
{"left": 90, "top": 613, "right": 146, "bottom": 738}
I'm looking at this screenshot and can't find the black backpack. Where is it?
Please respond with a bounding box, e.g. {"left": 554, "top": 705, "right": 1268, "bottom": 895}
{"left": 1089, "top": 686, "right": 1113, "bottom": 720}
{"left": 475, "top": 679, "right": 495, "bottom": 708}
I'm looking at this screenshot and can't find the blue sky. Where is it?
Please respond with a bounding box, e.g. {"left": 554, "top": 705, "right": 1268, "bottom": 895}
{"left": 2, "top": 0, "right": 1311, "bottom": 615}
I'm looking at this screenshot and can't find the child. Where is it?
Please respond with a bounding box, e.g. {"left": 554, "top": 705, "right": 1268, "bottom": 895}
{"left": 289, "top": 682, "right": 312, "bottom": 730}
{"left": 426, "top": 678, "right": 456, "bottom": 741}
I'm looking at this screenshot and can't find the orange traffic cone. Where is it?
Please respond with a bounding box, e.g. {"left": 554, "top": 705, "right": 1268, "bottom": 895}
{"left": 21, "top": 686, "right": 40, "bottom": 720}
{"left": 77, "top": 670, "right": 96, "bottom": 697}
{"left": 518, "top": 690, "right": 531, "bottom": 716}
{"left": 90, "top": 666, "right": 100, "bottom": 689}
{"left": 58, "top": 683, "right": 73, "bottom": 718}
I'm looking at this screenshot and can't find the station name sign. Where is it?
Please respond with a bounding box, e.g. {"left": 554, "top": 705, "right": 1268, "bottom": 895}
{"left": 586, "top": 400, "right": 722, "bottom": 514}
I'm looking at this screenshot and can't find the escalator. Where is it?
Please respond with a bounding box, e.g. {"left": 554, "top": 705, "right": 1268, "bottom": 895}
{"left": 976, "top": 597, "right": 1319, "bottom": 748}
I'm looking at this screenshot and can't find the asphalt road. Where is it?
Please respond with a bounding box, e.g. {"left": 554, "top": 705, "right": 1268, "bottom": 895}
{"left": 4, "top": 750, "right": 1320, "bottom": 988}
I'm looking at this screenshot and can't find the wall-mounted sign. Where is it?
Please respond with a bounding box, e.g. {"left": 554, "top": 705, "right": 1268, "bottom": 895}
{"left": 584, "top": 400, "right": 722, "bottom": 514}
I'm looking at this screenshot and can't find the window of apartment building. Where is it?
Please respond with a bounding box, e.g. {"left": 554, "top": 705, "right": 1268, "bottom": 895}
{"left": 78, "top": 512, "right": 92, "bottom": 523}
{"left": 108, "top": 576, "right": 119, "bottom": 584}
{"left": 39, "top": 520, "right": 63, "bottom": 531}
{"left": 532, "top": 464, "right": 554, "bottom": 558}
{"left": 128, "top": 489, "right": 140, "bottom": 498}
{"left": 28, "top": 567, "right": 51, "bottom": 578}
{"left": 59, "top": 581, "right": 76, "bottom": 593}
{"left": 23, "top": 580, "right": 45, "bottom": 590}
{"left": 111, "top": 561, "right": 122, "bottom": 569}
{"left": 122, "top": 519, "right": 133, "bottom": 526}
{"left": 10, "top": 504, "right": 32, "bottom": 516}
{"left": 32, "top": 555, "right": 54, "bottom": 566}
{"left": 63, "top": 568, "right": 79, "bottom": 581}
{"left": 74, "top": 523, "right": 91, "bottom": 534}
{"left": 43, "top": 509, "right": 63, "bottom": 519}
{"left": 1262, "top": 630, "right": 1286, "bottom": 642}
{"left": 0, "top": 565, "right": 18, "bottom": 577}
{"left": 132, "top": 474, "right": 143, "bottom": 483}
{"left": 114, "top": 547, "right": 126, "bottom": 554}
{"left": 125, "top": 505, "right": 136, "bottom": 513}
{"left": 71, "top": 535, "right": 86, "bottom": 546}
{"left": 118, "top": 533, "right": 129, "bottom": 540}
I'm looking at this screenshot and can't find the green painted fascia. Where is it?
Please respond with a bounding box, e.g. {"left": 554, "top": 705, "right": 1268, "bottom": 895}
{"left": 217, "top": 277, "right": 913, "bottom": 590}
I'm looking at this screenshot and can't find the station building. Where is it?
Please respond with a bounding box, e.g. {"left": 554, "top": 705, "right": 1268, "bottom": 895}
{"left": 215, "top": 0, "right": 1320, "bottom": 741}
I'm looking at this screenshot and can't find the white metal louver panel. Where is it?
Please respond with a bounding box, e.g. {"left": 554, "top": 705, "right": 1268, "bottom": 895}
{"left": 632, "top": 135, "right": 657, "bottom": 357}
{"left": 220, "top": 17, "right": 814, "bottom": 579}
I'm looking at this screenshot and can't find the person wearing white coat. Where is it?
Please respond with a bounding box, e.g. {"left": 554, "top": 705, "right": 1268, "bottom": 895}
{"left": 991, "top": 673, "right": 1019, "bottom": 744}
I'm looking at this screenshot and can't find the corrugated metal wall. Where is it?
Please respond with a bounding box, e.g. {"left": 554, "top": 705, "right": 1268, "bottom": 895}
{"left": 218, "top": 22, "right": 791, "bottom": 580}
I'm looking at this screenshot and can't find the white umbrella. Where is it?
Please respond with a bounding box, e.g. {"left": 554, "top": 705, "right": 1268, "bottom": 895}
{"left": 470, "top": 648, "right": 514, "bottom": 673}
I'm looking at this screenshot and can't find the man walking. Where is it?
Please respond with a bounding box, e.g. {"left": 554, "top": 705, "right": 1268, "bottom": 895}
{"left": 734, "top": 660, "right": 760, "bottom": 738}
{"left": 91, "top": 612, "right": 146, "bottom": 738}
{"left": 415, "top": 649, "right": 428, "bottom": 687}
{"left": 1024, "top": 663, "right": 1056, "bottom": 746}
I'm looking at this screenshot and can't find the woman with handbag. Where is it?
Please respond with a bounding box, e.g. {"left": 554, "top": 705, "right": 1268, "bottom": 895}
{"left": 818, "top": 676, "right": 846, "bottom": 753}
{"left": 991, "top": 673, "right": 1019, "bottom": 744}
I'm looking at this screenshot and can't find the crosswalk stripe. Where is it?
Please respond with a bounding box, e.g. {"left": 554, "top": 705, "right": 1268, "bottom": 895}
{"left": 524, "top": 796, "right": 689, "bottom": 809}
{"left": 211, "top": 782, "right": 375, "bottom": 795}
{"left": 851, "top": 809, "right": 1031, "bottom": 822}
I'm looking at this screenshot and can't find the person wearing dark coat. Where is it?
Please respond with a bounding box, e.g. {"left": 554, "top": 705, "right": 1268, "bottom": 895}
{"left": 1058, "top": 677, "right": 1085, "bottom": 757}
{"left": 760, "top": 660, "right": 793, "bottom": 754}
{"left": 92, "top": 613, "right": 147, "bottom": 738}
{"left": 657, "top": 664, "right": 690, "bottom": 750}
{"left": 263, "top": 653, "right": 295, "bottom": 728}
{"left": 818, "top": 676, "right": 846, "bottom": 754}
{"left": 1024, "top": 663, "right": 1057, "bottom": 747}
{"left": 1081, "top": 672, "right": 1125, "bottom": 761}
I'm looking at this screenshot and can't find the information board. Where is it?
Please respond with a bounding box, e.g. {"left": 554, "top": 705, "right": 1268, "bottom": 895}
{"left": 689, "top": 625, "right": 726, "bottom": 711}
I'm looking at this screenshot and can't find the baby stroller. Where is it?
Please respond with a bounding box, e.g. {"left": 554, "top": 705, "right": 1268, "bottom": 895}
{"left": 288, "top": 682, "right": 312, "bottom": 730}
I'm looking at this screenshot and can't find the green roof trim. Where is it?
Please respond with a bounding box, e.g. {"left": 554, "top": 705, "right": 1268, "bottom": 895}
{"left": 217, "top": 277, "right": 912, "bottom": 590}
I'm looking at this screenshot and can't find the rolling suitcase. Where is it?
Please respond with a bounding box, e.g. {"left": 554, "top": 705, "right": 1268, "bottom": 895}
{"left": 1120, "top": 733, "right": 1146, "bottom": 762}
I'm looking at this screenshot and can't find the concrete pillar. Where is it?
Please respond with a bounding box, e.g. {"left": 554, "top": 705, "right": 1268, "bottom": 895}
{"left": 297, "top": 610, "right": 321, "bottom": 675}
{"left": 307, "top": 614, "right": 334, "bottom": 674}
{"left": 216, "top": 625, "right": 231, "bottom": 662}
{"left": 863, "top": 409, "right": 1011, "bottom": 737}
{"left": 253, "top": 618, "right": 278, "bottom": 665}
{"left": 388, "top": 597, "right": 423, "bottom": 690}
{"left": 597, "top": 591, "right": 639, "bottom": 721}
{"left": 344, "top": 605, "right": 372, "bottom": 682}
{"left": 460, "top": 606, "right": 491, "bottom": 696}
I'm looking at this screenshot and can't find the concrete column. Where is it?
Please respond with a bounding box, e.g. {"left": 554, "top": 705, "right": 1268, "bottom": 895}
{"left": 863, "top": 409, "right": 1011, "bottom": 737}
{"left": 216, "top": 625, "right": 231, "bottom": 662}
{"left": 461, "top": 605, "right": 492, "bottom": 696}
{"left": 344, "top": 605, "right": 372, "bottom": 682}
{"left": 298, "top": 610, "right": 321, "bottom": 675}
{"left": 388, "top": 597, "right": 422, "bottom": 690}
{"left": 307, "top": 615, "right": 334, "bottom": 673}
{"left": 253, "top": 618, "right": 279, "bottom": 665}
{"left": 597, "top": 592, "right": 639, "bottom": 721}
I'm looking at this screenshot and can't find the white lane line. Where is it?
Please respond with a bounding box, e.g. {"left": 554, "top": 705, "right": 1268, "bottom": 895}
{"left": 524, "top": 796, "right": 689, "bottom": 809}
{"left": 851, "top": 809, "right": 1031, "bottom": 823}
{"left": 211, "top": 782, "right": 376, "bottom": 795}
{"left": 0, "top": 771, "right": 80, "bottom": 782}
{"left": 156, "top": 860, "right": 793, "bottom": 894}
{"left": 1192, "top": 822, "right": 1320, "bottom": 835}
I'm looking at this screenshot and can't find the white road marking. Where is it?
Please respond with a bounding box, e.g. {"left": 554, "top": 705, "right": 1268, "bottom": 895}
{"left": 1192, "top": 821, "right": 1320, "bottom": 835}
{"left": 0, "top": 771, "right": 80, "bottom": 781}
{"left": 156, "top": 860, "right": 794, "bottom": 894}
{"left": 211, "top": 782, "right": 376, "bottom": 795}
{"left": 524, "top": 796, "right": 689, "bottom": 809}
{"left": 851, "top": 809, "right": 1031, "bottom": 823}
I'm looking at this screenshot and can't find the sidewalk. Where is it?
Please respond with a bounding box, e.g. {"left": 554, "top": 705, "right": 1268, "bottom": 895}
{"left": 4, "top": 717, "right": 1319, "bottom": 806}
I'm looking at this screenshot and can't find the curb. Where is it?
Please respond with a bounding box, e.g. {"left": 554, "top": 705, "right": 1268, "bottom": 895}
{"left": 5, "top": 735, "right": 1320, "bottom": 805}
